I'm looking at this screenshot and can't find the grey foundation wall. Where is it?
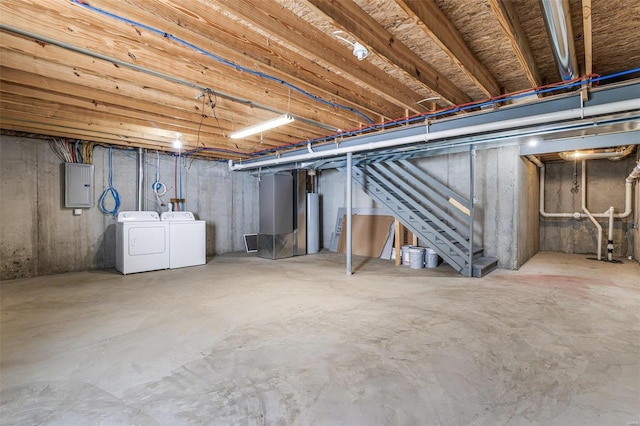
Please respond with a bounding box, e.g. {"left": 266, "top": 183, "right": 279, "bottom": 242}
{"left": 0, "top": 136, "right": 258, "bottom": 280}
{"left": 540, "top": 154, "right": 637, "bottom": 258}
{"left": 318, "top": 145, "right": 535, "bottom": 270}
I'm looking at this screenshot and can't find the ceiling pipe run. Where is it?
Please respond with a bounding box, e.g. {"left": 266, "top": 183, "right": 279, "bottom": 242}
{"left": 557, "top": 145, "right": 636, "bottom": 161}
{"left": 540, "top": 0, "right": 579, "bottom": 81}
{"left": 229, "top": 98, "right": 639, "bottom": 171}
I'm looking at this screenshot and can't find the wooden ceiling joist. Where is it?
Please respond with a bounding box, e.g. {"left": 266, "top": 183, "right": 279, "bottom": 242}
{"left": 395, "top": 0, "right": 501, "bottom": 98}
{"left": 1, "top": 0, "right": 638, "bottom": 156}
{"left": 0, "top": 4, "right": 364, "bottom": 131}
{"left": 582, "top": 0, "right": 593, "bottom": 76}
{"left": 487, "top": 0, "right": 542, "bottom": 88}
{"left": 91, "top": 0, "right": 405, "bottom": 121}
{"left": 307, "top": 0, "right": 472, "bottom": 106}
{"left": 210, "top": 0, "right": 426, "bottom": 113}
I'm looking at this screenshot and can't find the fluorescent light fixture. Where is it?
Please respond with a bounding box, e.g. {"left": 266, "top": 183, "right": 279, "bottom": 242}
{"left": 230, "top": 114, "right": 294, "bottom": 139}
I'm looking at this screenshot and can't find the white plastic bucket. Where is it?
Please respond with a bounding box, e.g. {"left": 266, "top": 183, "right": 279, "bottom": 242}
{"left": 425, "top": 248, "right": 439, "bottom": 268}
{"left": 401, "top": 245, "right": 413, "bottom": 266}
{"left": 409, "top": 247, "right": 425, "bottom": 269}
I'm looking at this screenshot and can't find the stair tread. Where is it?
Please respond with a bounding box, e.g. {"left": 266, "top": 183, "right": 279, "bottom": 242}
{"left": 472, "top": 257, "right": 498, "bottom": 278}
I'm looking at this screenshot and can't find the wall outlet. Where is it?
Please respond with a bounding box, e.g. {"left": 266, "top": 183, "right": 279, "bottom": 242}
{"left": 73, "top": 209, "right": 83, "bottom": 216}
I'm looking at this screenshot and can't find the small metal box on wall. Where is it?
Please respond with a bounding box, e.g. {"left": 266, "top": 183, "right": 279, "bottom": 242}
{"left": 65, "top": 163, "right": 94, "bottom": 208}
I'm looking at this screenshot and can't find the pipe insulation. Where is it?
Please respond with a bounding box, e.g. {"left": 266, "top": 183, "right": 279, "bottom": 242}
{"left": 558, "top": 145, "right": 636, "bottom": 161}
{"left": 229, "top": 99, "right": 639, "bottom": 171}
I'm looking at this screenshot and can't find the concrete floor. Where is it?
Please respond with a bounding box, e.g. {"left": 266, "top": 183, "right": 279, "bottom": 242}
{"left": 1, "top": 252, "right": 639, "bottom": 426}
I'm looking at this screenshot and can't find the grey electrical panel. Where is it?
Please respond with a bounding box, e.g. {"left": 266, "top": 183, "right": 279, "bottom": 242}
{"left": 65, "top": 163, "right": 94, "bottom": 208}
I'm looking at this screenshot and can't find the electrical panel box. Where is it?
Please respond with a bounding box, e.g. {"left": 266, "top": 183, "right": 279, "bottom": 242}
{"left": 65, "top": 163, "right": 94, "bottom": 208}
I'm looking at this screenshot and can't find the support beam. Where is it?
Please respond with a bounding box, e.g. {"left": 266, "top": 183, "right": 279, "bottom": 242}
{"left": 307, "top": 0, "right": 472, "bottom": 106}
{"left": 582, "top": 0, "right": 593, "bottom": 76}
{"left": 487, "top": 0, "right": 542, "bottom": 88}
{"left": 581, "top": 0, "right": 593, "bottom": 101}
{"left": 346, "top": 152, "right": 353, "bottom": 275}
{"left": 395, "top": 0, "right": 501, "bottom": 97}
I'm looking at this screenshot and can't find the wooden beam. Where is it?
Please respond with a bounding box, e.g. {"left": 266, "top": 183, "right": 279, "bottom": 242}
{"left": 487, "top": 0, "right": 542, "bottom": 88}
{"left": 582, "top": 0, "right": 593, "bottom": 76}
{"left": 307, "top": 0, "right": 472, "bottom": 106}
{"left": 0, "top": 3, "right": 361, "bottom": 131}
{"left": 92, "top": 0, "right": 406, "bottom": 121}
{"left": 395, "top": 0, "right": 501, "bottom": 97}
{"left": 210, "top": 0, "right": 425, "bottom": 113}
{"left": 581, "top": 0, "right": 593, "bottom": 101}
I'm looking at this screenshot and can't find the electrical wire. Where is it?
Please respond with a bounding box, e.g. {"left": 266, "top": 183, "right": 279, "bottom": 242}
{"left": 49, "top": 138, "right": 96, "bottom": 164}
{"left": 151, "top": 150, "right": 167, "bottom": 206}
{"left": 70, "top": 0, "right": 374, "bottom": 124}
{"left": 98, "top": 147, "right": 121, "bottom": 217}
{"left": 208, "top": 90, "right": 226, "bottom": 139}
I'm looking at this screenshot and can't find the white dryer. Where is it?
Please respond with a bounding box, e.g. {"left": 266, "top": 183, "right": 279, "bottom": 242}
{"left": 160, "top": 211, "right": 206, "bottom": 269}
{"left": 116, "top": 211, "right": 169, "bottom": 275}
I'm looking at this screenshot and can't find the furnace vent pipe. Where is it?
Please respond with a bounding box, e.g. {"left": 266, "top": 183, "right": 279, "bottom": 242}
{"left": 540, "top": 0, "right": 578, "bottom": 81}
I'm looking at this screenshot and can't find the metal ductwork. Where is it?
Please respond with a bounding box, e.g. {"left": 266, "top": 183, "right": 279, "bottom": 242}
{"left": 540, "top": 0, "right": 579, "bottom": 80}
{"left": 557, "top": 145, "right": 636, "bottom": 161}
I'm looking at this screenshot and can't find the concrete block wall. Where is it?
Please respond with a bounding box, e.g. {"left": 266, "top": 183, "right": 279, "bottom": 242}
{"left": 0, "top": 136, "right": 257, "bottom": 280}
{"left": 318, "top": 145, "right": 536, "bottom": 270}
{"left": 540, "top": 154, "right": 637, "bottom": 258}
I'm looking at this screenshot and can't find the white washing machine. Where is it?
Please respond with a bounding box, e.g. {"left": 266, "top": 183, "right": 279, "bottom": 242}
{"left": 116, "top": 211, "right": 169, "bottom": 275}
{"left": 160, "top": 211, "right": 206, "bottom": 269}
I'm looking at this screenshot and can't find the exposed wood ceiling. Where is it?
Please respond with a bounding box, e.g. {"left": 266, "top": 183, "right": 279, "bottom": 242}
{"left": 1, "top": 0, "right": 639, "bottom": 160}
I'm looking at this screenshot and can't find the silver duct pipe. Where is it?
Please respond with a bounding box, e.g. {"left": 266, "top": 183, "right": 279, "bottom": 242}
{"left": 558, "top": 145, "right": 636, "bottom": 161}
{"left": 540, "top": 0, "right": 579, "bottom": 81}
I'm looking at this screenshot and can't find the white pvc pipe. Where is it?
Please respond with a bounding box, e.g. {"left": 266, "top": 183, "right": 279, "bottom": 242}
{"left": 582, "top": 160, "right": 602, "bottom": 260}
{"left": 229, "top": 99, "right": 640, "bottom": 171}
{"left": 539, "top": 162, "right": 633, "bottom": 219}
{"left": 627, "top": 159, "right": 640, "bottom": 183}
{"left": 539, "top": 165, "right": 576, "bottom": 218}
{"left": 527, "top": 155, "right": 543, "bottom": 168}
{"left": 607, "top": 206, "right": 615, "bottom": 261}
